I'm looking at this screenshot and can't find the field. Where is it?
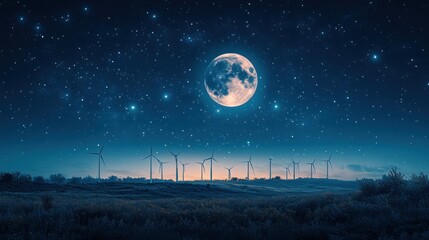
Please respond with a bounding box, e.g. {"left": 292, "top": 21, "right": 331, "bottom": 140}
{"left": 1, "top": 171, "right": 429, "bottom": 239}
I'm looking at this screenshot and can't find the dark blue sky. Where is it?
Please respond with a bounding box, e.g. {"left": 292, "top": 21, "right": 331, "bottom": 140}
{"left": 0, "top": 0, "right": 428, "bottom": 180}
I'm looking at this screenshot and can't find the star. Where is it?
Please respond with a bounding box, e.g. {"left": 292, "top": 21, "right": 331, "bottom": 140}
{"left": 372, "top": 54, "right": 378, "bottom": 60}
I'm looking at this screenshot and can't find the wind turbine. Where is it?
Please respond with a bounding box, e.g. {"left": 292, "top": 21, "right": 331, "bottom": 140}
{"left": 169, "top": 151, "right": 181, "bottom": 182}
{"left": 89, "top": 144, "right": 106, "bottom": 183}
{"left": 320, "top": 155, "right": 333, "bottom": 179}
{"left": 224, "top": 166, "right": 234, "bottom": 181}
{"left": 306, "top": 158, "right": 317, "bottom": 178}
{"left": 179, "top": 160, "right": 189, "bottom": 181}
{"left": 242, "top": 155, "right": 255, "bottom": 181}
{"left": 196, "top": 160, "right": 206, "bottom": 181}
{"left": 284, "top": 165, "right": 291, "bottom": 180}
{"left": 142, "top": 147, "right": 160, "bottom": 183}
{"left": 292, "top": 159, "right": 300, "bottom": 180}
{"left": 204, "top": 150, "right": 217, "bottom": 182}
{"left": 157, "top": 159, "right": 168, "bottom": 180}
{"left": 268, "top": 157, "right": 273, "bottom": 180}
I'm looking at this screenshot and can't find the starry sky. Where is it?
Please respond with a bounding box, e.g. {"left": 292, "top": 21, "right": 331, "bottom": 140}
{"left": 1, "top": 0, "right": 428, "bottom": 180}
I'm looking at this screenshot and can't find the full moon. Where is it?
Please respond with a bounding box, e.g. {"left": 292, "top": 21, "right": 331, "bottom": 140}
{"left": 204, "top": 53, "right": 258, "bottom": 107}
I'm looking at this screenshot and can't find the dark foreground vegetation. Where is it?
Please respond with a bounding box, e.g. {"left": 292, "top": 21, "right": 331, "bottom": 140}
{"left": 0, "top": 168, "right": 428, "bottom": 239}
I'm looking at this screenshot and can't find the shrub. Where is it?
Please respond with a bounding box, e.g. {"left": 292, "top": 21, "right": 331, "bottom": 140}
{"left": 380, "top": 167, "right": 405, "bottom": 194}
{"left": 17, "top": 174, "right": 32, "bottom": 183}
{"left": 0, "top": 172, "right": 14, "bottom": 183}
{"left": 358, "top": 179, "right": 379, "bottom": 197}
{"left": 33, "top": 176, "right": 45, "bottom": 183}
{"left": 108, "top": 175, "right": 118, "bottom": 182}
{"left": 49, "top": 174, "right": 66, "bottom": 184}
{"left": 69, "top": 176, "right": 82, "bottom": 184}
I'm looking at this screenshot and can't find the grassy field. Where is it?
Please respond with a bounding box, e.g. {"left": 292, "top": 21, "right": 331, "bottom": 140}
{"left": 0, "top": 170, "right": 428, "bottom": 239}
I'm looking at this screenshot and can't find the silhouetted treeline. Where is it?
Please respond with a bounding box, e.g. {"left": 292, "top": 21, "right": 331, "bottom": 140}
{"left": 0, "top": 172, "right": 155, "bottom": 184}
{"left": 0, "top": 172, "right": 287, "bottom": 184}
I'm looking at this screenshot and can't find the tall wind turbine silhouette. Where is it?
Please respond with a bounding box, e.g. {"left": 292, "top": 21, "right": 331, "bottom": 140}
{"left": 284, "top": 164, "right": 291, "bottom": 180}
{"left": 142, "top": 147, "right": 159, "bottom": 183}
{"left": 320, "top": 155, "right": 333, "bottom": 179}
{"left": 204, "top": 150, "right": 217, "bottom": 182}
{"left": 242, "top": 155, "right": 255, "bottom": 180}
{"left": 306, "top": 158, "right": 317, "bottom": 178}
{"left": 196, "top": 160, "right": 207, "bottom": 181}
{"left": 157, "top": 159, "right": 168, "bottom": 180}
{"left": 268, "top": 157, "right": 273, "bottom": 180}
{"left": 292, "top": 159, "right": 300, "bottom": 180}
{"left": 169, "top": 151, "right": 181, "bottom": 182}
{"left": 89, "top": 144, "right": 106, "bottom": 183}
{"left": 179, "top": 160, "right": 189, "bottom": 181}
{"left": 224, "top": 166, "right": 234, "bottom": 181}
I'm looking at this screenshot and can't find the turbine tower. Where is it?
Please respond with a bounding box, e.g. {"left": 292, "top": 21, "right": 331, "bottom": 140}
{"left": 268, "top": 157, "right": 273, "bottom": 180}
{"left": 224, "top": 166, "right": 234, "bottom": 181}
{"left": 196, "top": 160, "right": 206, "bottom": 181}
{"left": 242, "top": 155, "right": 255, "bottom": 180}
{"left": 89, "top": 144, "right": 106, "bottom": 183}
{"left": 284, "top": 164, "right": 291, "bottom": 180}
{"left": 306, "top": 158, "right": 317, "bottom": 178}
{"left": 179, "top": 160, "right": 189, "bottom": 181}
{"left": 157, "top": 159, "right": 168, "bottom": 180}
{"left": 169, "top": 151, "right": 181, "bottom": 182}
{"left": 204, "top": 150, "right": 217, "bottom": 182}
{"left": 142, "top": 147, "right": 160, "bottom": 183}
{"left": 320, "top": 155, "right": 333, "bottom": 179}
{"left": 292, "top": 159, "right": 300, "bottom": 180}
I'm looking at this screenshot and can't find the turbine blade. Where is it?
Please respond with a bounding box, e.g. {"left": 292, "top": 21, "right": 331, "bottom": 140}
{"left": 329, "top": 161, "right": 333, "bottom": 170}
{"left": 100, "top": 144, "right": 105, "bottom": 154}
{"left": 89, "top": 153, "right": 99, "bottom": 155}
{"left": 100, "top": 155, "right": 106, "bottom": 167}
{"left": 202, "top": 165, "right": 205, "bottom": 172}
{"left": 177, "top": 152, "right": 181, "bottom": 156}
{"left": 169, "top": 150, "right": 174, "bottom": 155}
{"left": 142, "top": 155, "right": 151, "bottom": 160}
{"left": 153, "top": 155, "right": 160, "bottom": 162}
{"left": 213, "top": 157, "right": 218, "bottom": 162}
{"left": 250, "top": 162, "right": 255, "bottom": 175}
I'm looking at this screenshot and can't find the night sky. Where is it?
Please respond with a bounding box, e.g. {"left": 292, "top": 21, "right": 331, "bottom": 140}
{"left": 1, "top": 0, "right": 428, "bottom": 180}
